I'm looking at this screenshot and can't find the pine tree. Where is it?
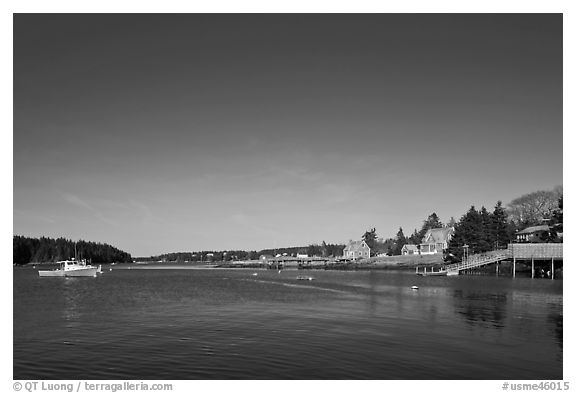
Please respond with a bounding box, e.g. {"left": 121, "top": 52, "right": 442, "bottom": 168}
{"left": 362, "top": 228, "right": 378, "bottom": 250}
{"left": 408, "top": 229, "right": 420, "bottom": 244}
{"left": 479, "top": 206, "right": 493, "bottom": 252}
{"left": 447, "top": 206, "right": 485, "bottom": 259}
{"left": 490, "top": 201, "right": 511, "bottom": 249}
{"left": 417, "top": 213, "right": 444, "bottom": 242}
{"left": 392, "top": 227, "right": 407, "bottom": 255}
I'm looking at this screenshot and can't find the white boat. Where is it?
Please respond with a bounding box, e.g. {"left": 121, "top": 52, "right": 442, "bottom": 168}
{"left": 296, "top": 276, "right": 315, "bottom": 281}
{"left": 416, "top": 270, "right": 447, "bottom": 276}
{"left": 38, "top": 259, "right": 99, "bottom": 277}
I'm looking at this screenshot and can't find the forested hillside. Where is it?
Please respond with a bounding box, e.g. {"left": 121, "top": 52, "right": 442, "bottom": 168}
{"left": 13, "top": 236, "right": 132, "bottom": 265}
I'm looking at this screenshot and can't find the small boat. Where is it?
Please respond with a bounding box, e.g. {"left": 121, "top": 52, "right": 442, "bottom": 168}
{"left": 296, "top": 276, "right": 314, "bottom": 281}
{"left": 252, "top": 273, "right": 258, "bottom": 276}
{"left": 411, "top": 286, "right": 419, "bottom": 290}
{"left": 38, "top": 259, "right": 99, "bottom": 277}
{"left": 416, "top": 270, "right": 447, "bottom": 276}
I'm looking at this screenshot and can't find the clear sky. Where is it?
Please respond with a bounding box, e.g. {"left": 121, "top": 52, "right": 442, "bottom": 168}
{"left": 13, "top": 14, "right": 563, "bottom": 256}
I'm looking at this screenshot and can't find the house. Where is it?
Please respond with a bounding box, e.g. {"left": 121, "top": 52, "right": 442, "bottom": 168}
{"left": 419, "top": 227, "right": 454, "bottom": 255}
{"left": 401, "top": 244, "right": 419, "bottom": 255}
{"left": 343, "top": 240, "right": 371, "bottom": 261}
{"left": 259, "top": 254, "right": 274, "bottom": 261}
{"left": 515, "top": 225, "right": 551, "bottom": 243}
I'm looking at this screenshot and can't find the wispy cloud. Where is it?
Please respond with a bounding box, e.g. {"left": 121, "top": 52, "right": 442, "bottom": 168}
{"left": 13, "top": 208, "right": 56, "bottom": 224}
{"left": 62, "top": 193, "right": 95, "bottom": 211}
{"left": 127, "top": 198, "right": 166, "bottom": 224}
{"left": 61, "top": 192, "right": 119, "bottom": 227}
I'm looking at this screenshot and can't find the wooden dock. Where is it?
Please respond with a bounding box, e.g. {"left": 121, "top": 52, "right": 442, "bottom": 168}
{"left": 416, "top": 244, "right": 563, "bottom": 279}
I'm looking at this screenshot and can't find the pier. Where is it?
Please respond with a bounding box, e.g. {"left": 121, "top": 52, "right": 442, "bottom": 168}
{"left": 267, "top": 257, "right": 331, "bottom": 270}
{"left": 416, "top": 243, "right": 563, "bottom": 279}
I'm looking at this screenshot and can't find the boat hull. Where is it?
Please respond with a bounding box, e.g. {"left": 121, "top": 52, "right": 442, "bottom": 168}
{"left": 65, "top": 268, "right": 98, "bottom": 277}
{"left": 38, "top": 267, "right": 98, "bottom": 277}
{"left": 417, "top": 271, "right": 448, "bottom": 276}
{"left": 38, "top": 270, "right": 65, "bottom": 277}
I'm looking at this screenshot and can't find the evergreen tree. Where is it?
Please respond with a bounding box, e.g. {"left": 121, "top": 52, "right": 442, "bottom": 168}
{"left": 478, "top": 206, "right": 493, "bottom": 252}
{"left": 408, "top": 229, "right": 420, "bottom": 245}
{"left": 417, "top": 213, "right": 444, "bottom": 242}
{"left": 379, "top": 238, "right": 396, "bottom": 256}
{"left": 447, "top": 206, "right": 485, "bottom": 259}
{"left": 490, "top": 200, "right": 511, "bottom": 249}
{"left": 362, "top": 228, "right": 378, "bottom": 250}
{"left": 12, "top": 236, "right": 132, "bottom": 264}
{"left": 392, "top": 227, "right": 407, "bottom": 255}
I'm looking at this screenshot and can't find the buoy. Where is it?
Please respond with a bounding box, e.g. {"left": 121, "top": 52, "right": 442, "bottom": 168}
{"left": 411, "top": 286, "right": 419, "bottom": 290}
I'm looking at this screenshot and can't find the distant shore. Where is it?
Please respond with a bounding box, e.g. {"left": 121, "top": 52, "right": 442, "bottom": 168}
{"left": 214, "top": 254, "right": 445, "bottom": 271}
{"left": 344, "top": 254, "right": 445, "bottom": 270}
{"left": 20, "top": 254, "right": 446, "bottom": 271}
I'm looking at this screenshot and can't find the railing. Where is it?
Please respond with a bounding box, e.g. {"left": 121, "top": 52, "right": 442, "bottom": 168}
{"left": 444, "top": 250, "right": 510, "bottom": 273}
{"left": 418, "top": 243, "right": 563, "bottom": 275}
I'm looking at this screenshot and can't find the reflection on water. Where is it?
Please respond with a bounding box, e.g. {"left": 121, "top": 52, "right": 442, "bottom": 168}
{"left": 546, "top": 305, "right": 563, "bottom": 353}
{"left": 13, "top": 266, "right": 562, "bottom": 380}
{"left": 453, "top": 290, "right": 507, "bottom": 328}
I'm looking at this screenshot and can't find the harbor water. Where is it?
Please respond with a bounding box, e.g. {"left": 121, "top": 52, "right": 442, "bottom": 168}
{"left": 13, "top": 265, "right": 562, "bottom": 379}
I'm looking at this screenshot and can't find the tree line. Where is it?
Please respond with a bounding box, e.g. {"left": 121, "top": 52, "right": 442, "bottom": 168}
{"left": 13, "top": 236, "right": 132, "bottom": 265}
{"left": 362, "top": 186, "right": 562, "bottom": 259}
{"left": 141, "top": 242, "right": 346, "bottom": 263}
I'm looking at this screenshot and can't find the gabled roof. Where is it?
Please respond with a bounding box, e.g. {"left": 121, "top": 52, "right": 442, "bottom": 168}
{"left": 422, "top": 227, "right": 454, "bottom": 244}
{"left": 517, "top": 225, "right": 550, "bottom": 235}
{"left": 344, "top": 240, "right": 370, "bottom": 252}
{"left": 402, "top": 244, "right": 419, "bottom": 251}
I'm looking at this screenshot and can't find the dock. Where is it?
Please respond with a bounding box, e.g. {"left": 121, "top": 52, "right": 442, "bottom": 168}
{"left": 416, "top": 243, "right": 563, "bottom": 279}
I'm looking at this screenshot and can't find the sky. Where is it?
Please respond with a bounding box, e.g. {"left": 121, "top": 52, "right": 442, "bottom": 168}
{"left": 13, "top": 14, "right": 563, "bottom": 256}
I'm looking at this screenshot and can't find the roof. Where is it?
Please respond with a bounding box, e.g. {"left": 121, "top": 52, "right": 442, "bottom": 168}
{"left": 517, "top": 225, "right": 550, "bottom": 235}
{"left": 344, "top": 240, "right": 370, "bottom": 252}
{"left": 422, "top": 227, "right": 454, "bottom": 244}
{"left": 402, "top": 244, "right": 419, "bottom": 251}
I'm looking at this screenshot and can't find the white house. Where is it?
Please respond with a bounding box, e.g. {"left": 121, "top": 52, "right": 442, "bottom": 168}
{"left": 343, "top": 240, "right": 371, "bottom": 261}
{"left": 401, "top": 244, "right": 419, "bottom": 255}
{"left": 419, "top": 227, "right": 454, "bottom": 255}
{"left": 515, "top": 225, "right": 551, "bottom": 243}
